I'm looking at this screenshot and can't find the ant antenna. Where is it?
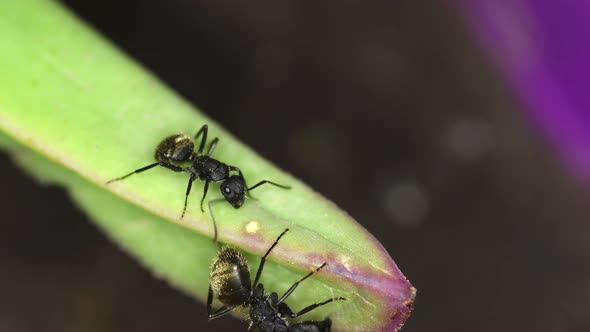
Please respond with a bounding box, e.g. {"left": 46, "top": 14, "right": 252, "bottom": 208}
{"left": 207, "top": 198, "right": 225, "bottom": 242}
{"left": 209, "top": 180, "right": 290, "bottom": 242}
{"left": 253, "top": 228, "right": 289, "bottom": 288}
{"left": 247, "top": 180, "right": 291, "bottom": 192}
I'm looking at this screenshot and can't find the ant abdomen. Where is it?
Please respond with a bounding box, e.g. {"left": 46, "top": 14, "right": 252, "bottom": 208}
{"left": 155, "top": 134, "right": 195, "bottom": 163}
{"left": 210, "top": 248, "right": 251, "bottom": 306}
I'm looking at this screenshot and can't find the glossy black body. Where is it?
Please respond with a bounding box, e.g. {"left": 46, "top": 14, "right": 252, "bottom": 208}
{"left": 106, "top": 124, "right": 290, "bottom": 241}
{"left": 207, "top": 229, "right": 345, "bottom": 332}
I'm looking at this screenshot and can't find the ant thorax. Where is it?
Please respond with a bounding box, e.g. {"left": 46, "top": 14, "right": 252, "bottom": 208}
{"left": 248, "top": 288, "right": 290, "bottom": 329}
{"left": 192, "top": 155, "right": 230, "bottom": 182}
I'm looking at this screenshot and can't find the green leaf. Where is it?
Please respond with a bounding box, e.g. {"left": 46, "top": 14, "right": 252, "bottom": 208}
{"left": 0, "top": 1, "right": 415, "bottom": 331}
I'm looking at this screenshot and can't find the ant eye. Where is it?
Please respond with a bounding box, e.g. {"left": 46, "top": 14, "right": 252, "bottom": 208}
{"left": 225, "top": 187, "right": 231, "bottom": 193}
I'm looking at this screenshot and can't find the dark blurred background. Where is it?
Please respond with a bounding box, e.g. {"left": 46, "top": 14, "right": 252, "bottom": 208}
{"left": 2, "top": 1, "right": 590, "bottom": 331}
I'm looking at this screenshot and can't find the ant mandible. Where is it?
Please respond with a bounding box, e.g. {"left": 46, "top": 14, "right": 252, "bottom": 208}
{"left": 208, "top": 229, "right": 345, "bottom": 331}
{"left": 106, "top": 124, "right": 290, "bottom": 241}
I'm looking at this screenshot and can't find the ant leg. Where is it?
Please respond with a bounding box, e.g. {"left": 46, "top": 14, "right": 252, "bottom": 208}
{"left": 106, "top": 162, "right": 183, "bottom": 184}
{"left": 181, "top": 173, "right": 197, "bottom": 219}
{"left": 208, "top": 306, "right": 232, "bottom": 320}
{"left": 206, "top": 284, "right": 213, "bottom": 316}
{"left": 228, "top": 166, "right": 242, "bottom": 176}
{"left": 287, "top": 297, "right": 346, "bottom": 319}
{"left": 194, "top": 124, "right": 209, "bottom": 154}
{"left": 199, "top": 180, "right": 210, "bottom": 212}
{"left": 160, "top": 163, "right": 184, "bottom": 172}
{"left": 207, "top": 198, "right": 225, "bottom": 242}
{"left": 278, "top": 263, "right": 327, "bottom": 303}
{"left": 207, "top": 137, "right": 219, "bottom": 156}
{"left": 252, "top": 229, "right": 289, "bottom": 288}
{"left": 248, "top": 180, "right": 291, "bottom": 192}
{"left": 207, "top": 285, "right": 233, "bottom": 320}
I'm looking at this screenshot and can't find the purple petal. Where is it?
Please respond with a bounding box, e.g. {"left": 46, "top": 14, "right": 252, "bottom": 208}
{"left": 453, "top": 0, "right": 590, "bottom": 179}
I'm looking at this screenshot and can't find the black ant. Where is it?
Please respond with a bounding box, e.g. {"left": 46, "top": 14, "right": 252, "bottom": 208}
{"left": 106, "top": 125, "right": 290, "bottom": 241}
{"left": 207, "top": 229, "right": 345, "bottom": 331}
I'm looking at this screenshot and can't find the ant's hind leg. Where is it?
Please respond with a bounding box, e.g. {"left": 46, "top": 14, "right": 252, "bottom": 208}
{"left": 207, "top": 137, "right": 219, "bottom": 156}
{"left": 194, "top": 124, "right": 209, "bottom": 154}
{"left": 206, "top": 284, "right": 214, "bottom": 316}
{"left": 106, "top": 162, "right": 183, "bottom": 184}
{"left": 207, "top": 285, "right": 233, "bottom": 320}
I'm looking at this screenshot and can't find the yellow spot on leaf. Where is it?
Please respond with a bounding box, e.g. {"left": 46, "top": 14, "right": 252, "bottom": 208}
{"left": 245, "top": 221, "right": 260, "bottom": 234}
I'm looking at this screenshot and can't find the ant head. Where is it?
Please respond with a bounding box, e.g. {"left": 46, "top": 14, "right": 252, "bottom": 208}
{"left": 220, "top": 175, "right": 246, "bottom": 208}
{"left": 155, "top": 134, "right": 194, "bottom": 163}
